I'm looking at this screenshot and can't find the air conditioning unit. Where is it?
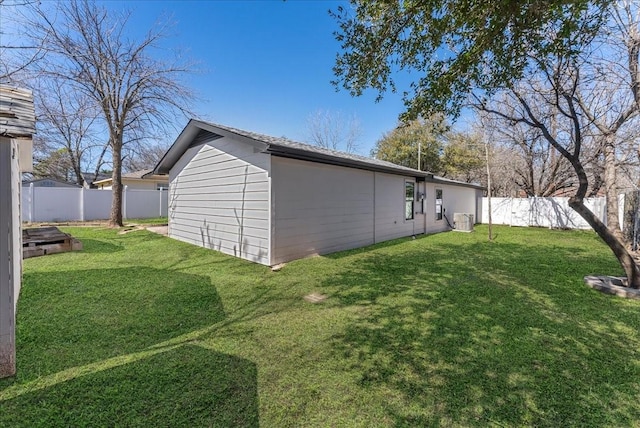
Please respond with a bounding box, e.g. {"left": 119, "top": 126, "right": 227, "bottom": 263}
{"left": 453, "top": 213, "right": 474, "bottom": 232}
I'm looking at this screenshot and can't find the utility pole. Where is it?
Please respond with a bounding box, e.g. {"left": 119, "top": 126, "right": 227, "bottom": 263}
{"left": 485, "top": 140, "right": 493, "bottom": 241}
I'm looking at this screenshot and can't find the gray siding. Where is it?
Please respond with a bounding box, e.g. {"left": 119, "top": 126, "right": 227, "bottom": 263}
{"left": 374, "top": 172, "right": 417, "bottom": 242}
{"left": 423, "top": 183, "right": 480, "bottom": 233}
{"left": 168, "top": 136, "right": 271, "bottom": 265}
{"left": 271, "top": 158, "right": 437, "bottom": 264}
{"left": 271, "top": 157, "right": 375, "bottom": 265}
{"left": 444, "top": 185, "right": 480, "bottom": 218}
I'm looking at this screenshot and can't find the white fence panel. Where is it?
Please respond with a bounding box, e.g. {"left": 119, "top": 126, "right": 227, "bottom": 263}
{"left": 22, "top": 186, "right": 168, "bottom": 222}
{"left": 124, "top": 188, "right": 167, "bottom": 219}
{"left": 160, "top": 190, "right": 168, "bottom": 217}
{"left": 83, "top": 189, "right": 112, "bottom": 221}
{"left": 33, "top": 187, "right": 82, "bottom": 222}
{"left": 484, "top": 197, "right": 508, "bottom": 225}
{"left": 510, "top": 198, "right": 531, "bottom": 227}
{"left": 481, "top": 196, "right": 614, "bottom": 230}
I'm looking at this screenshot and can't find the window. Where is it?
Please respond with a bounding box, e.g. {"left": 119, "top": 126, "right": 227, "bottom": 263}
{"left": 405, "top": 181, "right": 415, "bottom": 220}
{"left": 435, "top": 188, "right": 443, "bottom": 220}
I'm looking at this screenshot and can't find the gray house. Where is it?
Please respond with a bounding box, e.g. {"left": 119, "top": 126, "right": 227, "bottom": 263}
{"left": 154, "top": 120, "right": 483, "bottom": 266}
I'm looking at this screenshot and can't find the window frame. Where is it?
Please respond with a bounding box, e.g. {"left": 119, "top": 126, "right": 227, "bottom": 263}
{"left": 435, "top": 188, "right": 443, "bottom": 221}
{"left": 405, "top": 181, "right": 415, "bottom": 221}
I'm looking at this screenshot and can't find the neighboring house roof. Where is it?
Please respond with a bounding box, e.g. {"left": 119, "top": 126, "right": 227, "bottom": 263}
{"left": 80, "top": 172, "right": 111, "bottom": 188}
{"left": 154, "top": 119, "right": 484, "bottom": 190}
{"left": 82, "top": 171, "right": 110, "bottom": 182}
{"left": 93, "top": 168, "right": 168, "bottom": 186}
{"left": 123, "top": 168, "right": 154, "bottom": 179}
{"left": 22, "top": 178, "right": 81, "bottom": 188}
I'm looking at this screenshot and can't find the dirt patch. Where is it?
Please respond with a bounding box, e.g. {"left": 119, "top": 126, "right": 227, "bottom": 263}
{"left": 304, "top": 292, "right": 328, "bottom": 303}
{"left": 24, "top": 221, "right": 109, "bottom": 227}
{"left": 271, "top": 263, "right": 286, "bottom": 272}
{"left": 118, "top": 226, "right": 143, "bottom": 235}
{"left": 146, "top": 225, "right": 168, "bottom": 236}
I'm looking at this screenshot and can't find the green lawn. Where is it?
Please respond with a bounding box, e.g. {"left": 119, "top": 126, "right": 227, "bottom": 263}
{"left": 1, "top": 225, "right": 639, "bottom": 426}
{"left": 125, "top": 216, "right": 168, "bottom": 226}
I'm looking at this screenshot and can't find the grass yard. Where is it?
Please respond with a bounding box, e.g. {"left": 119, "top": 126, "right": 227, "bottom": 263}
{"left": 1, "top": 225, "right": 639, "bottom": 426}
{"left": 125, "top": 216, "right": 168, "bottom": 226}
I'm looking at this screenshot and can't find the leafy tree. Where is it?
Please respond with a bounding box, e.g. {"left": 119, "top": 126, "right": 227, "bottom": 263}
{"left": 32, "top": 147, "right": 76, "bottom": 182}
{"left": 333, "top": 0, "right": 640, "bottom": 288}
{"left": 372, "top": 117, "right": 447, "bottom": 172}
{"left": 440, "top": 131, "right": 485, "bottom": 183}
{"left": 475, "top": 8, "right": 640, "bottom": 287}
{"left": 332, "top": 0, "right": 611, "bottom": 119}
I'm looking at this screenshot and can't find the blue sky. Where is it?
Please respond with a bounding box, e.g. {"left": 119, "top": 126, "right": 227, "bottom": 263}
{"left": 100, "top": 0, "right": 413, "bottom": 156}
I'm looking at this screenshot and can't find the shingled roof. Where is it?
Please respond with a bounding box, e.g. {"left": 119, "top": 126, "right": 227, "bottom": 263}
{"left": 123, "top": 169, "right": 154, "bottom": 179}
{"left": 154, "top": 119, "right": 483, "bottom": 189}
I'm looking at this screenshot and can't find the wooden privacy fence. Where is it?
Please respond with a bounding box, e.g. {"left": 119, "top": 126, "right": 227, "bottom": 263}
{"left": 22, "top": 185, "right": 168, "bottom": 222}
{"left": 480, "top": 196, "right": 622, "bottom": 230}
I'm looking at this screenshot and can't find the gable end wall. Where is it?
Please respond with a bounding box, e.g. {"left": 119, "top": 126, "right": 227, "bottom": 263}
{"left": 168, "top": 136, "right": 271, "bottom": 265}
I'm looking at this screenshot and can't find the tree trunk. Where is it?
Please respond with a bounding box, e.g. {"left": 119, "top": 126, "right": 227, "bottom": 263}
{"left": 569, "top": 197, "right": 640, "bottom": 289}
{"left": 622, "top": 191, "right": 639, "bottom": 249}
{"left": 603, "top": 136, "right": 623, "bottom": 240}
{"left": 109, "top": 139, "right": 124, "bottom": 227}
{"left": 72, "top": 162, "right": 84, "bottom": 188}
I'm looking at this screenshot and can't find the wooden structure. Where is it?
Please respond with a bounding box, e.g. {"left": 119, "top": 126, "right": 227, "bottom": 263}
{"left": 23, "top": 227, "right": 83, "bottom": 259}
{"left": 0, "top": 85, "right": 35, "bottom": 378}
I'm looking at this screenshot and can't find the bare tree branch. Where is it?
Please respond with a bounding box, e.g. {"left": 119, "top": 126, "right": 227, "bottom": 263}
{"left": 305, "top": 109, "right": 362, "bottom": 154}
{"left": 27, "top": 0, "right": 198, "bottom": 226}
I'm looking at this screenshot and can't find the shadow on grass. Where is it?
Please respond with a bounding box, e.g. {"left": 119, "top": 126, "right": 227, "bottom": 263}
{"left": 0, "top": 344, "right": 258, "bottom": 427}
{"left": 3, "top": 264, "right": 261, "bottom": 426}
{"left": 75, "top": 238, "right": 124, "bottom": 254}
{"left": 325, "top": 238, "right": 640, "bottom": 426}
{"left": 15, "top": 267, "right": 226, "bottom": 381}
{"left": 69, "top": 229, "right": 169, "bottom": 255}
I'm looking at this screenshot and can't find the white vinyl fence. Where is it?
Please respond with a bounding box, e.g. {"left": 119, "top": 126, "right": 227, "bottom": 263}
{"left": 22, "top": 185, "right": 168, "bottom": 222}
{"left": 480, "top": 196, "right": 624, "bottom": 230}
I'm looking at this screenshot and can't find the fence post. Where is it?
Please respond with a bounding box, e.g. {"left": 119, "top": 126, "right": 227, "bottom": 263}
{"left": 509, "top": 197, "right": 513, "bottom": 227}
{"left": 29, "top": 182, "right": 34, "bottom": 223}
{"left": 529, "top": 196, "right": 534, "bottom": 227}
{"left": 79, "top": 187, "right": 84, "bottom": 222}
{"left": 159, "top": 187, "right": 162, "bottom": 217}
{"left": 123, "top": 185, "right": 128, "bottom": 220}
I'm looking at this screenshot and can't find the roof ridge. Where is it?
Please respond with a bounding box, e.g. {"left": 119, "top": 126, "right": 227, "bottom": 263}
{"left": 194, "top": 120, "right": 434, "bottom": 175}
{"left": 156, "top": 119, "right": 484, "bottom": 189}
